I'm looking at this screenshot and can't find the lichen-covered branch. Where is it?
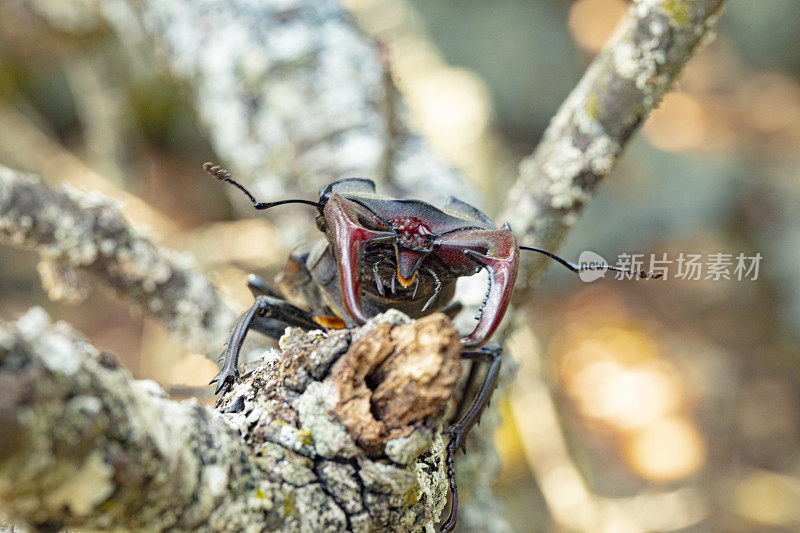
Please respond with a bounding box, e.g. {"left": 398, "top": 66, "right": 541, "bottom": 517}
{"left": 0, "top": 308, "right": 455, "bottom": 531}
{"left": 0, "top": 308, "right": 269, "bottom": 531}
{"left": 100, "top": 0, "right": 475, "bottom": 205}
{"left": 501, "top": 0, "right": 726, "bottom": 299}
{"left": 0, "top": 165, "right": 236, "bottom": 357}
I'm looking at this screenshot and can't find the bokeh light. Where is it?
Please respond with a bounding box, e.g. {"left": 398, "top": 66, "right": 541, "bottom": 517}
{"left": 732, "top": 470, "right": 800, "bottom": 527}
{"left": 2, "top": 0, "right": 799, "bottom": 530}
{"left": 568, "top": 0, "right": 628, "bottom": 53}
{"left": 642, "top": 92, "right": 709, "bottom": 152}
{"left": 623, "top": 416, "right": 706, "bottom": 482}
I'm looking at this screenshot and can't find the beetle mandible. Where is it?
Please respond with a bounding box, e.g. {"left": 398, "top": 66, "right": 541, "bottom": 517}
{"left": 204, "top": 162, "right": 658, "bottom": 531}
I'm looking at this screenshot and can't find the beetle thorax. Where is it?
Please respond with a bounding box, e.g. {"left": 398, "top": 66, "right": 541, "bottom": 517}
{"left": 391, "top": 217, "right": 432, "bottom": 249}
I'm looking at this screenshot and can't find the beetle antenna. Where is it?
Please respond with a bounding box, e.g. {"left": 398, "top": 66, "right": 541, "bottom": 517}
{"left": 203, "top": 162, "right": 322, "bottom": 210}
{"left": 519, "top": 245, "right": 662, "bottom": 279}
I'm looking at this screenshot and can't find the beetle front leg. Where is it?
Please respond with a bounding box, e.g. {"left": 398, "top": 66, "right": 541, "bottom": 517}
{"left": 211, "top": 297, "right": 268, "bottom": 398}
{"left": 440, "top": 345, "right": 502, "bottom": 532}
{"left": 211, "top": 293, "right": 323, "bottom": 400}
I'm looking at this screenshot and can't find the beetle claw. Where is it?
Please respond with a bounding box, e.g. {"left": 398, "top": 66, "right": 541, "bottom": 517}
{"left": 442, "top": 423, "right": 468, "bottom": 454}
{"left": 210, "top": 367, "right": 241, "bottom": 398}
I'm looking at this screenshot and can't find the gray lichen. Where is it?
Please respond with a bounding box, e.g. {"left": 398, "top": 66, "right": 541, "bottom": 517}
{"left": 0, "top": 308, "right": 453, "bottom": 531}
{"left": 215, "top": 312, "right": 456, "bottom": 530}
{"left": 0, "top": 308, "right": 270, "bottom": 531}
{"left": 0, "top": 165, "right": 237, "bottom": 358}
{"left": 16, "top": 0, "right": 501, "bottom": 526}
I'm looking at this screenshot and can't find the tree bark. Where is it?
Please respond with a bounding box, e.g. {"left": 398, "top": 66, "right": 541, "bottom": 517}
{"left": 98, "top": 0, "right": 475, "bottom": 205}
{"left": 0, "top": 308, "right": 456, "bottom": 531}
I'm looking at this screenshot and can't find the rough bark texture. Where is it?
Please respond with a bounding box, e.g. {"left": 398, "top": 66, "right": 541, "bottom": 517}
{"left": 9, "top": 0, "right": 504, "bottom": 521}
{"left": 500, "top": 0, "right": 726, "bottom": 301}
{"left": 0, "top": 165, "right": 236, "bottom": 358}
{"left": 0, "top": 308, "right": 454, "bottom": 532}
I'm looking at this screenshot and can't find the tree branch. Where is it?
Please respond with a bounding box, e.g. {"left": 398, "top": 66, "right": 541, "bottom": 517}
{"left": 100, "top": 0, "right": 475, "bottom": 204}
{"left": 0, "top": 308, "right": 268, "bottom": 531}
{"left": 0, "top": 165, "right": 237, "bottom": 358}
{"left": 501, "top": 0, "right": 726, "bottom": 298}
{"left": 92, "top": 1, "right": 501, "bottom": 525}
{"left": 0, "top": 308, "right": 455, "bottom": 531}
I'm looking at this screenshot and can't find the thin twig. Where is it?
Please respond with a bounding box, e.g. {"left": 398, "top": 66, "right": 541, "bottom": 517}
{"left": 501, "top": 0, "right": 726, "bottom": 301}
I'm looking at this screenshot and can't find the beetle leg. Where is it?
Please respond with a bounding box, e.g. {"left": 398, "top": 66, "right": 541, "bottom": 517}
{"left": 211, "top": 296, "right": 268, "bottom": 399}
{"left": 248, "top": 273, "right": 337, "bottom": 331}
{"left": 453, "top": 358, "right": 481, "bottom": 422}
{"left": 391, "top": 274, "right": 396, "bottom": 295}
{"left": 249, "top": 315, "right": 291, "bottom": 339}
{"left": 212, "top": 295, "right": 322, "bottom": 402}
{"left": 439, "top": 301, "right": 463, "bottom": 319}
{"left": 421, "top": 267, "right": 441, "bottom": 312}
{"left": 440, "top": 345, "right": 502, "bottom": 533}
{"left": 255, "top": 295, "right": 321, "bottom": 331}
{"left": 412, "top": 274, "right": 420, "bottom": 299}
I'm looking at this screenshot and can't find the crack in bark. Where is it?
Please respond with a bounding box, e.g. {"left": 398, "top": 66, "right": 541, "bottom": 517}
{"left": 3, "top": 1, "right": 730, "bottom": 530}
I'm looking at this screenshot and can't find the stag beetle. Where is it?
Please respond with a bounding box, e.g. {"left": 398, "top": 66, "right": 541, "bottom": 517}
{"left": 204, "top": 162, "right": 657, "bottom": 531}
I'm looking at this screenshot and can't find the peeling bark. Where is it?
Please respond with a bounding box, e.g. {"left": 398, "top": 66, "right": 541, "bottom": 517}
{"left": 330, "top": 315, "right": 461, "bottom": 454}
{"left": 0, "top": 308, "right": 454, "bottom": 532}
{"left": 0, "top": 165, "right": 236, "bottom": 358}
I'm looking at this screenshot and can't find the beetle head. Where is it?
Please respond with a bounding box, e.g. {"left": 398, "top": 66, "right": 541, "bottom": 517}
{"left": 318, "top": 179, "right": 435, "bottom": 288}
{"left": 318, "top": 179, "right": 518, "bottom": 348}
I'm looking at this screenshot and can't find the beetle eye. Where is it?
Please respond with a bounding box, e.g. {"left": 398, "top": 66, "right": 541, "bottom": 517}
{"left": 356, "top": 214, "right": 390, "bottom": 232}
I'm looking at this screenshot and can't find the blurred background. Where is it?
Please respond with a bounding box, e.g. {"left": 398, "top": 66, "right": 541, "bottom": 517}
{"left": 1, "top": 0, "right": 799, "bottom": 530}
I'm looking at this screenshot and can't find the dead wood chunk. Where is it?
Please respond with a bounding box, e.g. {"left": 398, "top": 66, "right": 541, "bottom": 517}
{"left": 330, "top": 313, "right": 461, "bottom": 455}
